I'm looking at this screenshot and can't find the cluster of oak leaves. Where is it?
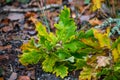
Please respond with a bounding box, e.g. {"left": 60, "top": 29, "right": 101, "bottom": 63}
{"left": 0, "top": 0, "right": 120, "bottom": 80}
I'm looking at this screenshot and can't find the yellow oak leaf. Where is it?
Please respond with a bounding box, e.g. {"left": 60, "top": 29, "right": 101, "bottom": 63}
{"left": 81, "top": 38, "right": 99, "bottom": 48}
{"left": 92, "top": 0, "right": 101, "bottom": 11}
{"left": 20, "top": 42, "right": 31, "bottom": 50}
{"left": 117, "top": 44, "right": 120, "bottom": 54}
{"left": 93, "top": 28, "right": 111, "bottom": 49}
{"left": 112, "top": 48, "right": 120, "bottom": 62}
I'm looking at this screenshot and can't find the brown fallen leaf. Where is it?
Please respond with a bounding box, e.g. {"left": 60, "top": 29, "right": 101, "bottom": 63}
{"left": 89, "top": 18, "right": 102, "bottom": 26}
{"left": 80, "top": 15, "right": 90, "bottom": 22}
{"left": 18, "top": 76, "right": 30, "bottom": 80}
{"left": 0, "top": 46, "right": 5, "bottom": 51}
{"left": 30, "top": 71, "right": 35, "bottom": 80}
{"left": 8, "top": 72, "right": 17, "bottom": 80}
{"left": 1, "top": 18, "right": 10, "bottom": 25}
{"left": 97, "top": 56, "right": 110, "bottom": 67}
{"left": 0, "top": 77, "right": 4, "bottom": 80}
{"left": 2, "top": 26, "right": 13, "bottom": 32}
{"left": 8, "top": 13, "right": 24, "bottom": 21}
{"left": 69, "top": 0, "right": 85, "bottom": 12}
{"left": 0, "top": 0, "right": 5, "bottom": 3}
{"left": 25, "top": 12, "right": 37, "bottom": 19}
{"left": 0, "top": 45, "right": 12, "bottom": 51}
{"left": 46, "top": 0, "right": 62, "bottom": 5}
{"left": 0, "top": 54, "right": 9, "bottom": 60}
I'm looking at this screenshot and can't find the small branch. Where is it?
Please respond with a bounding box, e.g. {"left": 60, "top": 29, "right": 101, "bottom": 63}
{"left": 1, "top": 4, "right": 61, "bottom": 13}
{"left": 37, "top": 0, "right": 50, "bottom": 32}
{"left": 79, "top": 3, "right": 91, "bottom": 17}
{"left": 111, "top": 0, "right": 116, "bottom": 17}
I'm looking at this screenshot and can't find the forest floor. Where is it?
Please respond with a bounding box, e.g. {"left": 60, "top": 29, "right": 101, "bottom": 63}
{"left": 0, "top": 0, "right": 120, "bottom": 80}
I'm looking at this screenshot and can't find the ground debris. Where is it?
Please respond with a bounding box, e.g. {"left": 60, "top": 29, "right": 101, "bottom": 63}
{"left": 8, "top": 72, "right": 17, "bottom": 80}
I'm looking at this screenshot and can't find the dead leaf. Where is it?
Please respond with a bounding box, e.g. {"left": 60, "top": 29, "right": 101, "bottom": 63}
{"left": 0, "top": 54, "right": 9, "bottom": 60}
{"left": 0, "top": 77, "right": 4, "bottom": 80}
{"left": 89, "top": 18, "right": 102, "bottom": 26}
{"left": 25, "top": 12, "right": 37, "bottom": 18}
{"left": 8, "top": 72, "right": 17, "bottom": 80}
{"left": 80, "top": 15, "right": 90, "bottom": 22}
{"left": 46, "top": 0, "right": 62, "bottom": 5}
{"left": 18, "top": 76, "right": 30, "bottom": 80}
{"left": 97, "top": 56, "right": 110, "bottom": 67}
{"left": 0, "top": 0, "right": 5, "bottom": 3}
{"left": 0, "top": 46, "right": 5, "bottom": 51}
{"left": 2, "top": 26, "right": 13, "bottom": 32}
{"left": 8, "top": 13, "right": 24, "bottom": 21}
{"left": 72, "top": 12, "right": 76, "bottom": 18}
{"left": 27, "top": 70, "right": 35, "bottom": 79}
{"left": 1, "top": 18, "right": 10, "bottom": 25}
{"left": 71, "top": 0, "right": 84, "bottom": 10}
{"left": 0, "top": 45, "right": 12, "bottom": 51}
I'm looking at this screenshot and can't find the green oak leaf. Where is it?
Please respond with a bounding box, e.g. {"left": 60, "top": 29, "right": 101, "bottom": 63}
{"left": 53, "top": 65, "right": 68, "bottom": 78}
{"left": 42, "top": 55, "right": 57, "bottom": 72}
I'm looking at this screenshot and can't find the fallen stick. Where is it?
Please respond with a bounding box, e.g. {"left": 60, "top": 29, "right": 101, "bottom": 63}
{"left": 1, "top": 4, "right": 61, "bottom": 13}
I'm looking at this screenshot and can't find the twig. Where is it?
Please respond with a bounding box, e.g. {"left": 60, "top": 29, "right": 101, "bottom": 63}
{"left": 111, "top": 0, "right": 116, "bottom": 17}
{"left": 79, "top": 3, "right": 91, "bottom": 17}
{"left": 9, "top": 64, "right": 13, "bottom": 72}
{"left": 38, "top": 0, "right": 50, "bottom": 32}
{"left": 1, "top": 4, "right": 61, "bottom": 13}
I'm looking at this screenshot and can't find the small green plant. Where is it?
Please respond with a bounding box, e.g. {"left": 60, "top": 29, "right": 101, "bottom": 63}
{"left": 19, "top": 6, "right": 91, "bottom": 78}
{"left": 19, "top": 7, "right": 120, "bottom": 79}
